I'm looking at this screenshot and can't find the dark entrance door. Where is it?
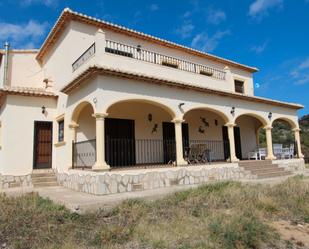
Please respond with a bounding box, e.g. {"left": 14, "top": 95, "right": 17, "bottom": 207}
{"left": 222, "top": 126, "right": 230, "bottom": 160}
{"left": 162, "top": 122, "right": 189, "bottom": 164}
{"left": 105, "top": 118, "right": 135, "bottom": 167}
{"left": 222, "top": 126, "right": 242, "bottom": 160}
{"left": 33, "top": 121, "right": 53, "bottom": 169}
{"left": 234, "top": 126, "right": 242, "bottom": 160}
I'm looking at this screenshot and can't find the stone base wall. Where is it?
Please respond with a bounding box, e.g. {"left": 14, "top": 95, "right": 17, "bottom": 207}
{"left": 274, "top": 158, "right": 305, "bottom": 172}
{"left": 0, "top": 174, "right": 32, "bottom": 190}
{"left": 56, "top": 164, "right": 254, "bottom": 195}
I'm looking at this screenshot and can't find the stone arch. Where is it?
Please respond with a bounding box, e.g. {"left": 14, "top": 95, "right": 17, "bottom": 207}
{"left": 271, "top": 117, "right": 298, "bottom": 129}
{"left": 71, "top": 101, "right": 95, "bottom": 124}
{"left": 105, "top": 98, "right": 177, "bottom": 119}
{"left": 182, "top": 106, "right": 230, "bottom": 124}
{"left": 234, "top": 112, "right": 268, "bottom": 127}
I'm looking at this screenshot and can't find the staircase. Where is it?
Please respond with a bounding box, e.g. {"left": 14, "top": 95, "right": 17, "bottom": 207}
{"left": 239, "top": 160, "right": 291, "bottom": 179}
{"left": 32, "top": 169, "right": 58, "bottom": 187}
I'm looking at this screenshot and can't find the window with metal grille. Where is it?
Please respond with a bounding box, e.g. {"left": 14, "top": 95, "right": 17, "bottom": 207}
{"left": 234, "top": 80, "right": 244, "bottom": 94}
{"left": 58, "top": 119, "right": 64, "bottom": 142}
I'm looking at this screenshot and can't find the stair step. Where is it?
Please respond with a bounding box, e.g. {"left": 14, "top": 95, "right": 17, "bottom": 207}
{"left": 32, "top": 176, "right": 57, "bottom": 183}
{"left": 33, "top": 182, "right": 58, "bottom": 187}
{"left": 32, "top": 173, "right": 55, "bottom": 178}
{"left": 240, "top": 165, "right": 280, "bottom": 170}
{"left": 257, "top": 171, "right": 291, "bottom": 179}
{"left": 248, "top": 168, "right": 286, "bottom": 174}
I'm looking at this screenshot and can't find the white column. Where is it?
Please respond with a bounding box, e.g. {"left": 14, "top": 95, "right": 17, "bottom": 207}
{"left": 92, "top": 113, "right": 110, "bottom": 171}
{"left": 225, "top": 123, "right": 239, "bottom": 162}
{"left": 94, "top": 28, "right": 106, "bottom": 63}
{"left": 172, "top": 118, "right": 187, "bottom": 166}
{"left": 69, "top": 123, "right": 79, "bottom": 142}
{"left": 293, "top": 128, "right": 304, "bottom": 158}
{"left": 264, "top": 126, "right": 276, "bottom": 160}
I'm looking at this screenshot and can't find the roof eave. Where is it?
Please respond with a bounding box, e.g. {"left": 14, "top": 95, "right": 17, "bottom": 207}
{"left": 36, "top": 8, "right": 258, "bottom": 73}
{"left": 61, "top": 66, "right": 302, "bottom": 110}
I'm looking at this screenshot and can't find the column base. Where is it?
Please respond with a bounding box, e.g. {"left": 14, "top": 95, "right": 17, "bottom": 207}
{"left": 92, "top": 162, "right": 110, "bottom": 171}
{"left": 176, "top": 160, "right": 188, "bottom": 166}
{"left": 265, "top": 155, "right": 276, "bottom": 160}
{"left": 230, "top": 157, "right": 239, "bottom": 163}
{"left": 298, "top": 154, "right": 305, "bottom": 159}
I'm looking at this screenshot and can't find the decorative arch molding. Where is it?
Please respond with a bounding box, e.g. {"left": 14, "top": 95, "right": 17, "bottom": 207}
{"left": 103, "top": 98, "right": 177, "bottom": 119}
{"left": 71, "top": 100, "right": 96, "bottom": 124}
{"left": 182, "top": 106, "right": 230, "bottom": 124}
{"left": 270, "top": 117, "right": 298, "bottom": 129}
{"left": 234, "top": 112, "right": 269, "bottom": 127}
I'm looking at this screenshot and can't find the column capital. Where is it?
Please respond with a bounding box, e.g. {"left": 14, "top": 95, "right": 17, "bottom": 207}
{"left": 225, "top": 122, "right": 236, "bottom": 128}
{"left": 172, "top": 118, "right": 185, "bottom": 124}
{"left": 92, "top": 113, "right": 108, "bottom": 119}
{"left": 69, "top": 123, "right": 79, "bottom": 129}
{"left": 96, "top": 28, "right": 105, "bottom": 35}
{"left": 263, "top": 125, "right": 273, "bottom": 130}
{"left": 292, "top": 128, "right": 301, "bottom": 132}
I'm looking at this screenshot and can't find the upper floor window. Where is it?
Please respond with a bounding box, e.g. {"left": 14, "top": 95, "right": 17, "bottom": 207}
{"left": 58, "top": 119, "right": 64, "bottom": 142}
{"left": 234, "top": 80, "right": 245, "bottom": 94}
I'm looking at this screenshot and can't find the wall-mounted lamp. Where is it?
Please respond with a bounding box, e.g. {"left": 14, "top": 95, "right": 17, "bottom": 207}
{"left": 178, "top": 103, "right": 185, "bottom": 109}
{"left": 148, "top": 113, "right": 153, "bottom": 122}
{"left": 137, "top": 45, "right": 141, "bottom": 52}
{"left": 268, "top": 112, "right": 272, "bottom": 120}
{"left": 230, "top": 107, "right": 235, "bottom": 115}
{"left": 41, "top": 105, "right": 46, "bottom": 114}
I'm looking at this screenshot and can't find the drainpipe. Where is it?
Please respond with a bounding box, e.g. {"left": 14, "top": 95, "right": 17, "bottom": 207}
{"left": 3, "top": 42, "right": 10, "bottom": 86}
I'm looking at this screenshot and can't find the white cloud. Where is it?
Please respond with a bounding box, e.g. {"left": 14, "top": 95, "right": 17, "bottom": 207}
{"left": 175, "top": 22, "right": 195, "bottom": 39}
{"left": 191, "top": 30, "right": 230, "bottom": 52}
{"left": 249, "top": 0, "right": 283, "bottom": 17}
{"left": 207, "top": 9, "right": 226, "bottom": 25}
{"left": 251, "top": 40, "right": 268, "bottom": 54}
{"left": 290, "top": 57, "right": 309, "bottom": 85}
{"left": 21, "top": 0, "right": 57, "bottom": 7}
{"left": 0, "top": 20, "right": 49, "bottom": 48}
{"left": 149, "top": 4, "right": 159, "bottom": 11}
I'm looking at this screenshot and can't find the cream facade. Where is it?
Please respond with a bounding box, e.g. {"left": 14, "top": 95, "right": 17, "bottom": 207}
{"left": 0, "top": 8, "right": 305, "bottom": 188}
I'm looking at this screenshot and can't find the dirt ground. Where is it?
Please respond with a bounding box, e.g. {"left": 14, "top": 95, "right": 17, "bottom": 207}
{"left": 271, "top": 220, "right": 309, "bottom": 248}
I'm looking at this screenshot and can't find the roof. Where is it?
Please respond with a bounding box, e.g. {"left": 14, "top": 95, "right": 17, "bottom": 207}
{"left": 36, "top": 8, "right": 258, "bottom": 73}
{"left": 0, "top": 49, "right": 39, "bottom": 54}
{"left": 0, "top": 86, "right": 57, "bottom": 98}
{"left": 61, "top": 65, "right": 303, "bottom": 110}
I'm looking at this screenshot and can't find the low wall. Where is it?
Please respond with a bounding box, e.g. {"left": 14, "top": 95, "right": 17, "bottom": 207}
{"left": 274, "top": 158, "right": 305, "bottom": 172}
{"left": 56, "top": 164, "right": 254, "bottom": 195}
{"left": 0, "top": 174, "right": 32, "bottom": 190}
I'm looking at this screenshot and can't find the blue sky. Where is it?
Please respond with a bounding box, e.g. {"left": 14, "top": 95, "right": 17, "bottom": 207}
{"left": 0, "top": 0, "right": 308, "bottom": 116}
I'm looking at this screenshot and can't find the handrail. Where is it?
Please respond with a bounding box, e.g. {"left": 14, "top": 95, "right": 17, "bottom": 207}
{"left": 105, "top": 40, "right": 226, "bottom": 80}
{"left": 72, "top": 43, "right": 96, "bottom": 72}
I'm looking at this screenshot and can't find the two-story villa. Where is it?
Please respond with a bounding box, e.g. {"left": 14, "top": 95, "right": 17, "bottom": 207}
{"left": 0, "top": 8, "right": 305, "bottom": 194}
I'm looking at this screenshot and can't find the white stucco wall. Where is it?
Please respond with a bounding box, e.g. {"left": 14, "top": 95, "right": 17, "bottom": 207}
{"left": 0, "top": 95, "right": 56, "bottom": 175}
{"left": 6, "top": 51, "right": 44, "bottom": 88}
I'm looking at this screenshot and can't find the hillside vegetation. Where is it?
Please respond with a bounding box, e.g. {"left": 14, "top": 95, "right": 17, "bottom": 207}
{"left": 1, "top": 176, "right": 309, "bottom": 249}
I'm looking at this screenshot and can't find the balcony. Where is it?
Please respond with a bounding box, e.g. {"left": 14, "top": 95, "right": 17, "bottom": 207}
{"left": 105, "top": 40, "right": 226, "bottom": 80}
{"left": 71, "top": 40, "right": 226, "bottom": 81}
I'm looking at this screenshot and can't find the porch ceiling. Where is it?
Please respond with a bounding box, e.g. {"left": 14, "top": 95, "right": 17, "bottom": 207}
{"left": 60, "top": 65, "right": 303, "bottom": 110}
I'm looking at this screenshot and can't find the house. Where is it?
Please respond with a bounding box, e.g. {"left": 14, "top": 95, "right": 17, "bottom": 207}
{"left": 0, "top": 8, "right": 305, "bottom": 194}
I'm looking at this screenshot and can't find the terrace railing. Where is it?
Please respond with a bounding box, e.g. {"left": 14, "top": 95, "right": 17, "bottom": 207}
{"left": 184, "top": 140, "right": 230, "bottom": 164}
{"left": 72, "top": 139, "right": 96, "bottom": 168}
{"left": 105, "top": 40, "right": 226, "bottom": 80}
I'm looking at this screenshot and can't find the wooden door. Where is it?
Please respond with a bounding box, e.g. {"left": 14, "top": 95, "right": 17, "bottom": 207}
{"left": 33, "top": 121, "right": 53, "bottom": 169}
{"left": 105, "top": 118, "right": 135, "bottom": 167}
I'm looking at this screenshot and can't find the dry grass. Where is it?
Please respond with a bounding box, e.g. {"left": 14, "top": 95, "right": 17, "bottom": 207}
{"left": 0, "top": 176, "right": 309, "bottom": 249}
